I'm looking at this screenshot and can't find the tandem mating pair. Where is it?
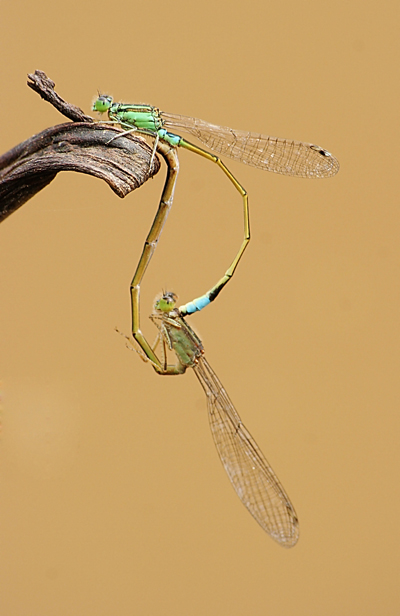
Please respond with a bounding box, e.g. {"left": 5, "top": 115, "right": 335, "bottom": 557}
{"left": 93, "top": 94, "right": 339, "bottom": 547}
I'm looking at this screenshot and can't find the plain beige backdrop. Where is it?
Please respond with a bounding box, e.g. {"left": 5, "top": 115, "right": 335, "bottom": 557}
{"left": 1, "top": 1, "right": 399, "bottom": 614}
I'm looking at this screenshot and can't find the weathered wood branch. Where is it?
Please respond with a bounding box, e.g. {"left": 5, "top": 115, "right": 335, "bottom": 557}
{"left": 0, "top": 70, "right": 160, "bottom": 222}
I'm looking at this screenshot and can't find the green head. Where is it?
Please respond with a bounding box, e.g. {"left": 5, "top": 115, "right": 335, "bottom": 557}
{"left": 92, "top": 94, "right": 113, "bottom": 113}
{"left": 155, "top": 292, "right": 178, "bottom": 313}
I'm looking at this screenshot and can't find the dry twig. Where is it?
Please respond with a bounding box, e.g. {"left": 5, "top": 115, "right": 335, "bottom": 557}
{"left": 0, "top": 70, "right": 160, "bottom": 222}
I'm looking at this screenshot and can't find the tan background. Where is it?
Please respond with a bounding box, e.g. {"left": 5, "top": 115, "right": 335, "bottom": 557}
{"left": 0, "top": 1, "right": 399, "bottom": 614}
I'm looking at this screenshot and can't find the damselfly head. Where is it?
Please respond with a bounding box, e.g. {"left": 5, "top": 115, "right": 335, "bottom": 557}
{"left": 92, "top": 94, "right": 113, "bottom": 113}
{"left": 154, "top": 291, "right": 178, "bottom": 313}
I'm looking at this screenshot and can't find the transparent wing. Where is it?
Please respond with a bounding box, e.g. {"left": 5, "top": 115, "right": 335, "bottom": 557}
{"left": 193, "top": 356, "right": 299, "bottom": 547}
{"left": 162, "top": 111, "right": 339, "bottom": 178}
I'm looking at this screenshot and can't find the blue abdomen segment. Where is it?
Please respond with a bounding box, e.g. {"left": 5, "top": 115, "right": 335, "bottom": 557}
{"left": 179, "top": 294, "right": 211, "bottom": 316}
{"left": 157, "top": 129, "right": 182, "bottom": 147}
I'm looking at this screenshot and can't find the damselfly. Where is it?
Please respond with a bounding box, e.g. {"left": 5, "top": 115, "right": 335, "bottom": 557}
{"left": 144, "top": 291, "right": 299, "bottom": 547}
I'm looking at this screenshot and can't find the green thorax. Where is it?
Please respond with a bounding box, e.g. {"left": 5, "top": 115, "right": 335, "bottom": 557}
{"left": 161, "top": 313, "right": 204, "bottom": 369}
{"left": 109, "top": 102, "right": 164, "bottom": 132}
{"left": 165, "top": 315, "right": 203, "bottom": 368}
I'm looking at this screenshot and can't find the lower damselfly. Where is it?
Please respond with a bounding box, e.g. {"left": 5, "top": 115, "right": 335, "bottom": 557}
{"left": 141, "top": 291, "right": 299, "bottom": 547}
